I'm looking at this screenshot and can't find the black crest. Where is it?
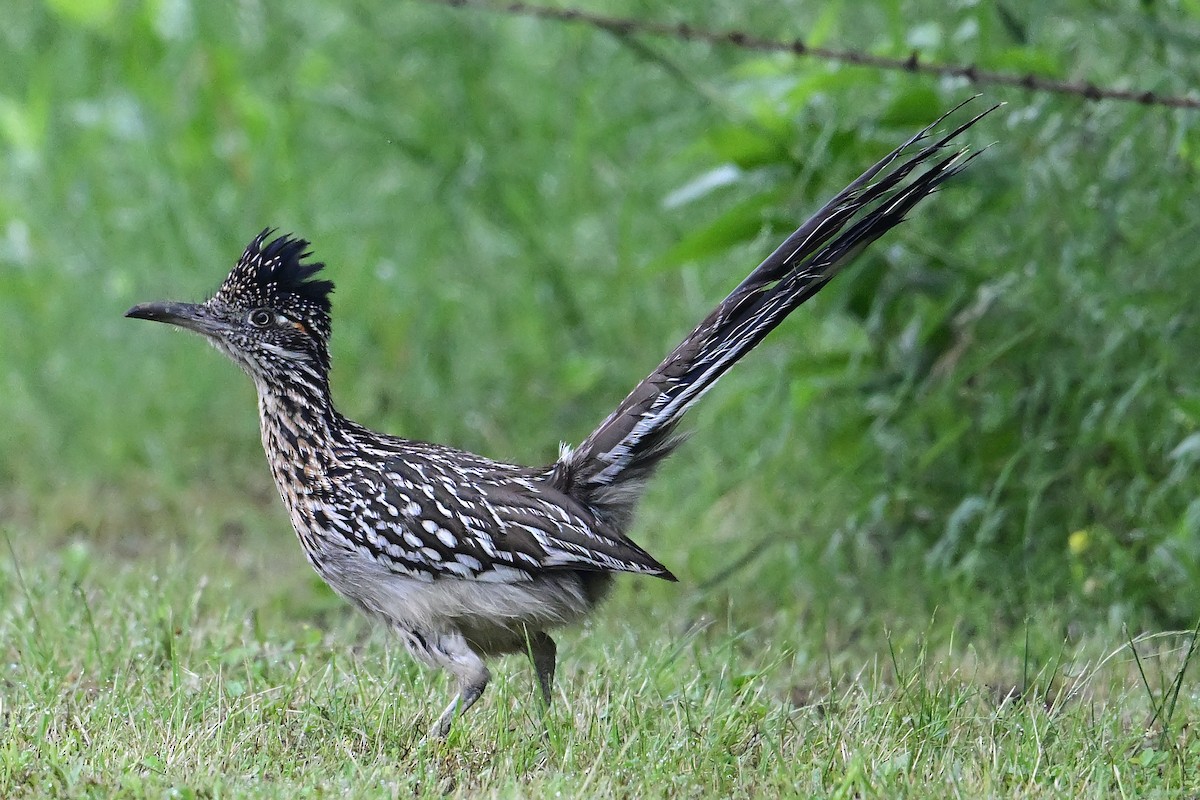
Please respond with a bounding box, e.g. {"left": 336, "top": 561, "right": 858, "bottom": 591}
{"left": 217, "top": 229, "right": 335, "bottom": 318}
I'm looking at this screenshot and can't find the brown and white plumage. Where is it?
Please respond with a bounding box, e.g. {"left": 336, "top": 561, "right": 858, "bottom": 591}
{"left": 126, "top": 101, "right": 994, "bottom": 737}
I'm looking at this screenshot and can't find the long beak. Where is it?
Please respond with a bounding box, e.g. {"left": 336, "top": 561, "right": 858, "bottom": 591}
{"left": 125, "top": 301, "right": 227, "bottom": 336}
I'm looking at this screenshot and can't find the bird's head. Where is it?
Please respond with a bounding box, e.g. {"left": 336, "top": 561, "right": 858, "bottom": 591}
{"left": 126, "top": 229, "right": 335, "bottom": 384}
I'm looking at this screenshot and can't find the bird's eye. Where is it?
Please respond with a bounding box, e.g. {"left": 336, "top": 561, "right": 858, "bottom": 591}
{"left": 248, "top": 309, "right": 273, "bottom": 328}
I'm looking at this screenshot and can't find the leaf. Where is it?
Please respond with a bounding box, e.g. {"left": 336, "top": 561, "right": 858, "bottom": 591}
{"left": 1169, "top": 433, "right": 1200, "bottom": 462}
{"left": 663, "top": 164, "right": 743, "bottom": 209}
{"left": 706, "top": 124, "right": 788, "bottom": 170}
{"left": 989, "top": 47, "right": 1064, "bottom": 76}
{"left": 879, "top": 87, "right": 944, "bottom": 129}
{"left": 44, "top": 0, "right": 119, "bottom": 30}
{"left": 650, "top": 186, "right": 787, "bottom": 272}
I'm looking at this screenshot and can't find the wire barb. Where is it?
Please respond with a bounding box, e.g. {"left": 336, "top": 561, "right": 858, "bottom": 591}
{"left": 418, "top": 0, "right": 1200, "bottom": 111}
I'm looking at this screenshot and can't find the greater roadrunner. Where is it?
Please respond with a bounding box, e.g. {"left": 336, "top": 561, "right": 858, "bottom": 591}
{"left": 127, "top": 103, "right": 992, "bottom": 737}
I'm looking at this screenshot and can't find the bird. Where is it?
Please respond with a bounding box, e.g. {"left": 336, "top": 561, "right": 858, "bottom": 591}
{"left": 126, "top": 102, "right": 993, "bottom": 737}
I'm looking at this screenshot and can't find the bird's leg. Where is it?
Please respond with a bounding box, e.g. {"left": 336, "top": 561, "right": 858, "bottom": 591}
{"left": 405, "top": 630, "right": 490, "bottom": 739}
{"left": 431, "top": 665, "right": 489, "bottom": 739}
{"left": 528, "top": 630, "right": 557, "bottom": 708}
{"left": 429, "top": 662, "right": 489, "bottom": 743}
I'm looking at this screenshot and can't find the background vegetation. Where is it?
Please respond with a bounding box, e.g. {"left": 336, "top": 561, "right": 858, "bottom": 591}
{"left": 3, "top": 0, "right": 1200, "bottom": 795}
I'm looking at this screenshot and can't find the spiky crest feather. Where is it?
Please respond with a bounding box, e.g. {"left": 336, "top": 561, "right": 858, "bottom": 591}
{"left": 215, "top": 229, "right": 335, "bottom": 338}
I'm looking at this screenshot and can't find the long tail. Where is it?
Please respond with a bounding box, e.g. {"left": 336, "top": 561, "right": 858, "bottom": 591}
{"left": 552, "top": 100, "right": 998, "bottom": 525}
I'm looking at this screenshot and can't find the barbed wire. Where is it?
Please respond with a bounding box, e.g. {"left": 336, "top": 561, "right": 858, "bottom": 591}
{"left": 419, "top": 0, "right": 1200, "bottom": 111}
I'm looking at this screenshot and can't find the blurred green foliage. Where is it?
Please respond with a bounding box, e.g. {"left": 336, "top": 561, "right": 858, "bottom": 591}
{"left": 3, "top": 0, "right": 1200, "bottom": 631}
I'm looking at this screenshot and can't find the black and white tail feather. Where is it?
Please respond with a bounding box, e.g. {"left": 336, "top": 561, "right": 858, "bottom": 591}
{"left": 555, "top": 100, "right": 997, "bottom": 525}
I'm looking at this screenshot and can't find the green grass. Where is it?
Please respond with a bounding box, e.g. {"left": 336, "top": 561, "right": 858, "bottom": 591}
{"left": 5, "top": 539, "right": 1200, "bottom": 797}
{"left": 4, "top": 0, "right": 1200, "bottom": 795}
{"left": 6, "top": 523, "right": 1199, "bottom": 797}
